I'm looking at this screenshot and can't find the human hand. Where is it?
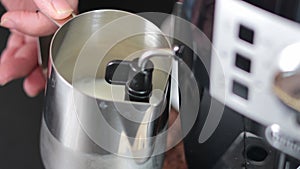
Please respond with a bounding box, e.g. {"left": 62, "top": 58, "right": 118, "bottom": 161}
{"left": 0, "top": 0, "right": 78, "bottom": 97}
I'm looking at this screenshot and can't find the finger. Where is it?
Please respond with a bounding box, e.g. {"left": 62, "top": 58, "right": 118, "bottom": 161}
{"left": 0, "top": 42, "right": 38, "bottom": 85}
{"left": 24, "top": 35, "right": 36, "bottom": 43}
{"left": 0, "top": 11, "right": 58, "bottom": 36}
{"left": 7, "top": 32, "right": 24, "bottom": 48}
{"left": 23, "top": 67, "right": 46, "bottom": 97}
{"left": 33, "top": 0, "right": 74, "bottom": 20}
{"left": 0, "top": 47, "right": 18, "bottom": 63}
{"left": 1, "top": 0, "right": 37, "bottom": 11}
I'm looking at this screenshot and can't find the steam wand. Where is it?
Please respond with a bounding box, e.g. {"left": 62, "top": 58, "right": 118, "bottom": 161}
{"left": 105, "top": 46, "right": 183, "bottom": 102}
{"left": 138, "top": 46, "right": 184, "bottom": 71}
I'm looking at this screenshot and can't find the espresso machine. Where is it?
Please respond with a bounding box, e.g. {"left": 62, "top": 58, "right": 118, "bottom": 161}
{"left": 176, "top": 0, "right": 300, "bottom": 168}
{"left": 38, "top": 0, "right": 300, "bottom": 169}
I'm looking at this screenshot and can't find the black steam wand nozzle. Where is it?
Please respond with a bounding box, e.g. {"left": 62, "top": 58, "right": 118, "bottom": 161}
{"left": 105, "top": 46, "right": 184, "bottom": 103}
{"left": 105, "top": 58, "right": 154, "bottom": 102}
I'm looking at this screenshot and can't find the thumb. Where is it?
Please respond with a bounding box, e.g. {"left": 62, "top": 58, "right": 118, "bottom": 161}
{"left": 33, "top": 0, "right": 74, "bottom": 20}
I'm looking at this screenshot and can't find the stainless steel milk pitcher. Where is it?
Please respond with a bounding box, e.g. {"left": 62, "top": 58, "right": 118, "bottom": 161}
{"left": 40, "top": 10, "right": 173, "bottom": 169}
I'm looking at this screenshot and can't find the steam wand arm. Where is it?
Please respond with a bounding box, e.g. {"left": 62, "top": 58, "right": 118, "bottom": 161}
{"left": 138, "top": 46, "right": 184, "bottom": 71}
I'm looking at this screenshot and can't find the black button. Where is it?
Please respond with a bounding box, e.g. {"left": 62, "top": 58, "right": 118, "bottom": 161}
{"left": 235, "top": 53, "right": 252, "bottom": 73}
{"left": 239, "top": 24, "right": 255, "bottom": 44}
{"left": 232, "top": 80, "right": 249, "bottom": 100}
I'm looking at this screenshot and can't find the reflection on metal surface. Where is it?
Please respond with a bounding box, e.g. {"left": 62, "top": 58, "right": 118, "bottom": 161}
{"left": 278, "top": 43, "right": 300, "bottom": 73}
{"left": 40, "top": 118, "right": 165, "bottom": 169}
{"left": 265, "top": 124, "right": 300, "bottom": 159}
{"left": 138, "top": 48, "right": 174, "bottom": 70}
{"left": 274, "top": 43, "right": 300, "bottom": 112}
{"left": 273, "top": 72, "right": 300, "bottom": 112}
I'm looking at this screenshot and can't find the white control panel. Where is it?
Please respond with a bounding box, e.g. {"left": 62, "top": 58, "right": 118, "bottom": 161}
{"left": 210, "top": 0, "right": 300, "bottom": 159}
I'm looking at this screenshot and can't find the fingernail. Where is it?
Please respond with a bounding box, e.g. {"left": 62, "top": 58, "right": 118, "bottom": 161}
{"left": 0, "top": 76, "right": 8, "bottom": 86}
{"left": 51, "top": 0, "right": 73, "bottom": 16}
{"left": 26, "top": 91, "right": 38, "bottom": 98}
{"left": 0, "top": 70, "right": 10, "bottom": 86}
{"left": 0, "top": 83, "right": 7, "bottom": 86}
{"left": 56, "top": 9, "right": 73, "bottom": 15}
{"left": 0, "top": 18, "right": 16, "bottom": 28}
{"left": 0, "top": 78, "right": 8, "bottom": 86}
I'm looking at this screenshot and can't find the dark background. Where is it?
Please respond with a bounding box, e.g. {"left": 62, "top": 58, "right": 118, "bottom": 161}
{"left": 0, "top": 1, "right": 175, "bottom": 169}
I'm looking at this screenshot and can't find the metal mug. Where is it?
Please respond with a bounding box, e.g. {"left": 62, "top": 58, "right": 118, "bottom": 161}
{"left": 40, "top": 9, "right": 173, "bottom": 169}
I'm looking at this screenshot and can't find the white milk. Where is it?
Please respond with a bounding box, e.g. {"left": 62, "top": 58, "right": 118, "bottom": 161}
{"left": 73, "top": 77, "right": 164, "bottom": 104}
{"left": 73, "top": 78, "right": 125, "bottom": 101}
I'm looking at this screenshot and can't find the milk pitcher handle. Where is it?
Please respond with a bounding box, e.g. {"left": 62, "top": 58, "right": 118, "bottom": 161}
{"left": 38, "top": 10, "right": 77, "bottom": 28}
{"left": 38, "top": 12, "right": 76, "bottom": 70}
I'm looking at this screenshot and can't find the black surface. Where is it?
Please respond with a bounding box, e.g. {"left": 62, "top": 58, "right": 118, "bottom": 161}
{"left": 180, "top": 1, "right": 245, "bottom": 168}
{"left": 78, "top": 0, "right": 175, "bottom": 13}
{"left": 182, "top": 89, "right": 245, "bottom": 169}
{"left": 242, "top": 0, "right": 300, "bottom": 23}
{"left": 0, "top": 1, "right": 176, "bottom": 169}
